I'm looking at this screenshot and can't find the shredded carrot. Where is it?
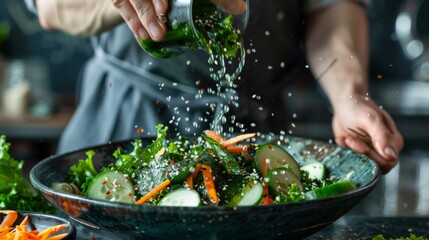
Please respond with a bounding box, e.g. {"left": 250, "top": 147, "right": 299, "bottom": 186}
{"left": 47, "top": 233, "right": 69, "bottom": 240}
{"left": 226, "top": 145, "right": 245, "bottom": 154}
{"left": 185, "top": 164, "right": 202, "bottom": 189}
{"left": 221, "top": 133, "right": 255, "bottom": 148}
{"left": 262, "top": 184, "right": 273, "bottom": 205}
{"left": 189, "top": 164, "right": 202, "bottom": 179}
{"left": 19, "top": 216, "right": 29, "bottom": 226}
{"left": 201, "top": 165, "right": 219, "bottom": 205}
{"left": 204, "top": 130, "right": 225, "bottom": 143}
{"left": 0, "top": 210, "right": 18, "bottom": 228}
{"left": 0, "top": 210, "right": 69, "bottom": 240}
{"left": 135, "top": 179, "right": 171, "bottom": 205}
{"left": 37, "top": 224, "right": 67, "bottom": 238}
{"left": 185, "top": 176, "right": 194, "bottom": 189}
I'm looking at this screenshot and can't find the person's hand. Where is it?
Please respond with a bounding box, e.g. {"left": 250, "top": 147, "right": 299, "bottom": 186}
{"left": 331, "top": 94, "right": 404, "bottom": 174}
{"left": 111, "top": 0, "right": 247, "bottom": 42}
{"left": 112, "top": 0, "right": 168, "bottom": 41}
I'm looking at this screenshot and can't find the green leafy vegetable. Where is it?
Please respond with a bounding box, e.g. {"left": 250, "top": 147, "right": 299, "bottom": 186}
{"left": 0, "top": 135, "right": 55, "bottom": 213}
{"left": 69, "top": 150, "right": 97, "bottom": 187}
{"left": 113, "top": 124, "right": 170, "bottom": 177}
{"left": 142, "top": 124, "right": 169, "bottom": 162}
{"left": 373, "top": 234, "right": 429, "bottom": 240}
{"left": 202, "top": 133, "right": 241, "bottom": 174}
{"left": 274, "top": 183, "right": 305, "bottom": 203}
{"left": 65, "top": 124, "right": 357, "bottom": 206}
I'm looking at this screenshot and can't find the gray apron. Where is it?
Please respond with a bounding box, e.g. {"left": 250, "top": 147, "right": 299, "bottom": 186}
{"left": 57, "top": 0, "right": 309, "bottom": 153}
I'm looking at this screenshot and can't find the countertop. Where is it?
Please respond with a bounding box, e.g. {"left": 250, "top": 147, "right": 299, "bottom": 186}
{"left": 308, "top": 215, "right": 429, "bottom": 240}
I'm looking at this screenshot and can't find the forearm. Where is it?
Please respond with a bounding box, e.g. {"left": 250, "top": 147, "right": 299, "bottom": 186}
{"left": 35, "top": 0, "right": 123, "bottom": 36}
{"left": 305, "top": 1, "right": 369, "bottom": 108}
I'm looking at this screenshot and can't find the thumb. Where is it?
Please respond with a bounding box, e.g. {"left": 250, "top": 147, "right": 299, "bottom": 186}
{"left": 369, "top": 122, "right": 402, "bottom": 162}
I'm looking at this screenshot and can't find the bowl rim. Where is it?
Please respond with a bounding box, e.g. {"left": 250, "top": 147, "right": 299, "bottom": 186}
{"left": 29, "top": 136, "right": 381, "bottom": 212}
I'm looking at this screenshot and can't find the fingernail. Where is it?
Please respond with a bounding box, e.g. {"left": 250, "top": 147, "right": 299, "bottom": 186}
{"left": 149, "top": 22, "right": 163, "bottom": 40}
{"left": 384, "top": 146, "right": 397, "bottom": 159}
{"left": 138, "top": 28, "right": 148, "bottom": 40}
{"left": 153, "top": 1, "right": 166, "bottom": 13}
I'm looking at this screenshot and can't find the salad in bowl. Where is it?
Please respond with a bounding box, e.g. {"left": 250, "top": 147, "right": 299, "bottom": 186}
{"left": 30, "top": 124, "right": 380, "bottom": 239}
{"left": 58, "top": 124, "right": 356, "bottom": 207}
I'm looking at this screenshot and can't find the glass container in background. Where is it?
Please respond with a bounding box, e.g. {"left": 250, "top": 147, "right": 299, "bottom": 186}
{"left": 1, "top": 59, "right": 29, "bottom": 117}
{"left": 1, "top": 58, "right": 53, "bottom": 118}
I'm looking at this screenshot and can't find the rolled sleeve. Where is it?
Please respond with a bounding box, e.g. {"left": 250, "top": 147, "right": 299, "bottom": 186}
{"left": 23, "top": 0, "right": 38, "bottom": 14}
{"left": 304, "top": 0, "right": 371, "bottom": 12}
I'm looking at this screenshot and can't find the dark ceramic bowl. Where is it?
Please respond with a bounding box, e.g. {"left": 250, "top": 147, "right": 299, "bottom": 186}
{"left": 0, "top": 211, "right": 76, "bottom": 240}
{"left": 30, "top": 136, "right": 380, "bottom": 240}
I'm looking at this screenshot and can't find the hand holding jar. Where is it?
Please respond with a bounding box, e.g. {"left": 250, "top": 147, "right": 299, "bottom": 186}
{"left": 112, "top": 0, "right": 247, "bottom": 42}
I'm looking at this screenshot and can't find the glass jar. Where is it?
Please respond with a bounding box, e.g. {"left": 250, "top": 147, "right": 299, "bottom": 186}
{"left": 137, "top": 0, "right": 249, "bottom": 59}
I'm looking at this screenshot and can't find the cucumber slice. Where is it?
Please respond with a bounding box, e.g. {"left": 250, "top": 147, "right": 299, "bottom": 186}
{"left": 255, "top": 144, "right": 301, "bottom": 178}
{"left": 86, "top": 170, "right": 135, "bottom": 203}
{"left": 304, "top": 179, "right": 357, "bottom": 200}
{"left": 158, "top": 188, "right": 201, "bottom": 207}
{"left": 300, "top": 162, "right": 326, "bottom": 180}
{"left": 227, "top": 179, "right": 264, "bottom": 206}
{"left": 265, "top": 167, "right": 303, "bottom": 197}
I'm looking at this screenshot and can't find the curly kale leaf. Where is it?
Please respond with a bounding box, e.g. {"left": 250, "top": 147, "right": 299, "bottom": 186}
{"left": 113, "top": 124, "right": 170, "bottom": 176}
{"left": 69, "top": 150, "right": 97, "bottom": 187}
{"left": 113, "top": 139, "right": 145, "bottom": 176}
{"left": 0, "top": 135, "right": 55, "bottom": 213}
{"left": 142, "top": 124, "right": 169, "bottom": 162}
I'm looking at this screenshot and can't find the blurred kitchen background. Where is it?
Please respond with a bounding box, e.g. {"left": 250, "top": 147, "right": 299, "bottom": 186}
{"left": 0, "top": 0, "right": 428, "bottom": 217}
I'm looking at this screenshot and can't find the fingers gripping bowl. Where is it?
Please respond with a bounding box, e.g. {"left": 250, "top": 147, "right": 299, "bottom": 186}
{"left": 30, "top": 134, "right": 380, "bottom": 239}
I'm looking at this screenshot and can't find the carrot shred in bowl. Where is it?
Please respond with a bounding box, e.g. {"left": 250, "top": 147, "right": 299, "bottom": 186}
{"left": 0, "top": 210, "right": 69, "bottom": 240}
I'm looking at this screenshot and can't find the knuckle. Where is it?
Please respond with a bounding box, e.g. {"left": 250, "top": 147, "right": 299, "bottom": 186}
{"left": 136, "top": 6, "right": 152, "bottom": 21}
